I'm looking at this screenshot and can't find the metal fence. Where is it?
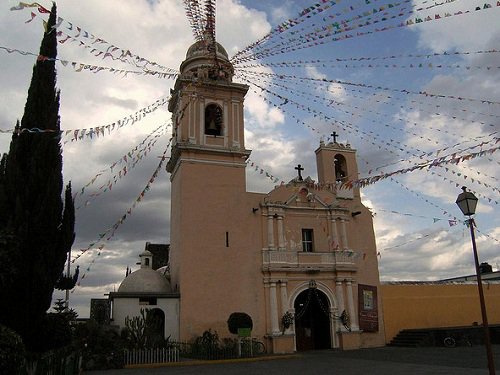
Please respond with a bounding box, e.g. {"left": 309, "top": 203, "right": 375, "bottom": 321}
{"left": 23, "top": 350, "right": 82, "bottom": 375}
{"left": 173, "top": 338, "right": 266, "bottom": 361}
{"left": 123, "top": 347, "right": 180, "bottom": 366}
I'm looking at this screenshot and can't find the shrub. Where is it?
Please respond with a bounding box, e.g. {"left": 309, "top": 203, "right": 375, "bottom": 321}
{"left": 0, "top": 324, "right": 25, "bottom": 375}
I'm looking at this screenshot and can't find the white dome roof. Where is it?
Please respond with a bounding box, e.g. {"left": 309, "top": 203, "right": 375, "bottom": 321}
{"left": 118, "top": 268, "right": 171, "bottom": 294}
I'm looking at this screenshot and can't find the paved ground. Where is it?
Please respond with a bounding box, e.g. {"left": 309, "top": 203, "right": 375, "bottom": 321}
{"left": 86, "top": 345, "right": 500, "bottom": 374}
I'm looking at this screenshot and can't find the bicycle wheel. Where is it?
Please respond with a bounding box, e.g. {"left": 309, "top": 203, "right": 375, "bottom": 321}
{"left": 443, "top": 337, "right": 456, "bottom": 348}
{"left": 253, "top": 341, "right": 266, "bottom": 355}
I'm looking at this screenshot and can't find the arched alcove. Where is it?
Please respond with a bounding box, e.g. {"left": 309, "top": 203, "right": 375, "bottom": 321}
{"left": 205, "top": 103, "right": 223, "bottom": 136}
{"left": 334, "top": 154, "right": 347, "bottom": 181}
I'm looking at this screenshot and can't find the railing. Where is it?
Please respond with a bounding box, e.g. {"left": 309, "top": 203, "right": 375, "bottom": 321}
{"left": 23, "top": 350, "right": 82, "bottom": 375}
{"left": 263, "top": 250, "right": 358, "bottom": 271}
{"left": 123, "top": 347, "right": 180, "bottom": 366}
{"left": 172, "top": 338, "right": 266, "bottom": 361}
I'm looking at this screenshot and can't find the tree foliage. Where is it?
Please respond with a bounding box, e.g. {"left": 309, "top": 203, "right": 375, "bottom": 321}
{"left": 0, "top": 3, "right": 75, "bottom": 351}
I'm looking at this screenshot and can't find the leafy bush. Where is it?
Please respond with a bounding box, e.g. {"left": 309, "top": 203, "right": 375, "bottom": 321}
{"left": 0, "top": 324, "right": 25, "bottom": 375}
{"left": 73, "top": 320, "right": 125, "bottom": 370}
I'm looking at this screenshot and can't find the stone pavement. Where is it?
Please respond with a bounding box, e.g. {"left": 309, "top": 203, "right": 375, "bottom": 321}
{"left": 86, "top": 345, "right": 500, "bottom": 374}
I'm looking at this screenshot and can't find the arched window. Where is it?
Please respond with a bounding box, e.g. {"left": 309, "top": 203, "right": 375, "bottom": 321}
{"left": 334, "top": 154, "right": 347, "bottom": 182}
{"left": 205, "top": 104, "right": 223, "bottom": 136}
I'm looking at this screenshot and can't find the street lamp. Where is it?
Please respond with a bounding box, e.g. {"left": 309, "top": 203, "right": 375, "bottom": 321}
{"left": 456, "top": 186, "right": 495, "bottom": 375}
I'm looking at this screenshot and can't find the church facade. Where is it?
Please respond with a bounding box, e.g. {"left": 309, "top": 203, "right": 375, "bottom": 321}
{"left": 163, "top": 36, "right": 386, "bottom": 352}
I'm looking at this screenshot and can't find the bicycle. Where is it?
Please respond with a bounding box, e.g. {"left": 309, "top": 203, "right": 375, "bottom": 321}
{"left": 443, "top": 334, "right": 472, "bottom": 348}
{"left": 239, "top": 337, "right": 266, "bottom": 356}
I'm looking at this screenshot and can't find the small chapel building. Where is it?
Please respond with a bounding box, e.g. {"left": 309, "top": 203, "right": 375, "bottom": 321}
{"left": 109, "top": 249, "right": 180, "bottom": 342}
{"left": 160, "top": 34, "right": 386, "bottom": 352}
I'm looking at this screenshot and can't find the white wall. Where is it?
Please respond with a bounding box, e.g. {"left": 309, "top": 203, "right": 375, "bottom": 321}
{"left": 112, "top": 297, "right": 180, "bottom": 341}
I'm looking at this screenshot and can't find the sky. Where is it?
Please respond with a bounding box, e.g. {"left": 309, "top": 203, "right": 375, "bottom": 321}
{"left": 0, "top": 0, "right": 498, "bottom": 318}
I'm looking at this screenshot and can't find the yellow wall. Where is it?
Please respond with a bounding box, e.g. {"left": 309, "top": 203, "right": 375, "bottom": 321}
{"left": 381, "top": 283, "right": 500, "bottom": 343}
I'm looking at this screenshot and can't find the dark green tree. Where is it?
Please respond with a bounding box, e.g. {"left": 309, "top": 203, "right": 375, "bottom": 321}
{"left": 0, "top": 2, "right": 75, "bottom": 351}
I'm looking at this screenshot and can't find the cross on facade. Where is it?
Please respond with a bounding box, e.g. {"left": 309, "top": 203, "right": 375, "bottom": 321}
{"left": 295, "top": 164, "right": 304, "bottom": 181}
{"left": 331, "top": 131, "right": 339, "bottom": 143}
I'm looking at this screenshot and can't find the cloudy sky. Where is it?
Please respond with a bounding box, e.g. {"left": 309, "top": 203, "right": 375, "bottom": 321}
{"left": 1, "top": 0, "right": 498, "bottom": 317}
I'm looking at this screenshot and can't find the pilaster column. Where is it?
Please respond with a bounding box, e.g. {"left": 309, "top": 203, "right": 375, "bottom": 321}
{"left": 339, "top": 218, "right": 348, "bottom": 250}
{"left": 346, "top": 279, "right": 359, "bottom": 331}
{"left": 335, "top": 281, "right": 345, "bottom": 316}
{"left": 269, "top": 282, "right": 280, "bottom": 334}
{"left": 277, "top": 216, "right": 285, "bottom": 250}
{"left": 330, "top": 217, "right": 339, "bottom": 250}
{"left": 280, "top": 281, "right": 288, "bottom": 315}
{"left": 267, "top": 215, "right": 275, "bottom": 250}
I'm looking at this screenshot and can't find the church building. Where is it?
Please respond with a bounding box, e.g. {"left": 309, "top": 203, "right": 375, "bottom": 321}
{"left": 161, "top": 31, "right": 386, "bottom": 352}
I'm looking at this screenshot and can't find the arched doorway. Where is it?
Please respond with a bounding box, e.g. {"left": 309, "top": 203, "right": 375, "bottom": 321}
{"left": 146, "top": 308, "right": 166, "bottom": 346}
{"left": 294, "top": 287, "right": 331, "bottom": 351}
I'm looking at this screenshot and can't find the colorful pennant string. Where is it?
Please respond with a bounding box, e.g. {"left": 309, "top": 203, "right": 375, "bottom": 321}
{"left": 0, "top": 46, "right": 178, "bottom": 79}
{"left": 183, "top": 0, "right": 205, "bottom": 41}
{"left": 233, "top": 1, "right": 497, "bottom": 64}
{"left": 72, "top": 138, "right": 173, "bottom": 266}
{"left": 235, "top": 49, "right": 500, "bottom": 69}
{"left": 75, "top": 124, "right": 170, "bottom": 207}
{"left": 62, "top": 97, "right": 168, "bottom": 143}
{"left": 246, "top": 158, "right": 284, "bottom": 185}
{"left": 238, "top": 70, "right": 500, "bottom": 106}
{"left": 342, "top": 145, "right": 500, "bottom": 195}
{"left": 11, "top": 2, "right": 177, "bottom": 73}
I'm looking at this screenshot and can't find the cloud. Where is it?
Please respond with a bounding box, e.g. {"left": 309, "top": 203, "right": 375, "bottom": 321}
{"left": 2, "top": 1, "right": 499, "bottom": 318}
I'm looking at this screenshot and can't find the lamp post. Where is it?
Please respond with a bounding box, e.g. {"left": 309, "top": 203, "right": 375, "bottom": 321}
{"left": 456, "top": 186, "right": 495, "bottom": 375}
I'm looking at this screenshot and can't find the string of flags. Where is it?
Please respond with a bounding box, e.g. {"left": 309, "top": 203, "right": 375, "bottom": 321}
{"left": 233, "top": 0, "right": 439, "bottom": 62}
{"left": 427, "top": 166, "right": 499, "bottom": 204}
{"left": 235, "top": 49, "right": 500, "bottom": 69}
{"left": 72, "top": 138, "right": 172, "bottom": 272}
{"left": 388, "top": 177, "right": 460, "bottom": 222}
{"left": 343, "top": 144, "right": 500, "bottom": 197}
{"left": 374, "top": 132, "right": 498, "bottom": 174}
{"left": 241, "top": 74, "right": 498, "bottom": 199}
{"left": 10, "top": 2, "right": 177, "bottom": 74}
{"left": 242, "top": 69, "right": 498, "bottom": 135}
{"left": 1, "top": 98, "right": 169, "bottom": 139}
{"left": 0, "top": 46, "right": 178, "bottom": 79}
{"left": 183, "top": 0, "right": 209, "bottom": 42}
{"left": 74, "top": 124, "right": 170, "bottom": 208}
{"left": 234, "top": 1, "right": 498, "bottom": 64}
{"left": 239, "top": 73, "right": 423, "bottom": 162}
{"left": 239, "top": 0, "right": 442, "bottom": 62}
{"left": 241, "top": 71, "right": 456, "bottom": 158}
{"left": 238, "top": 70, "right": 499, "bottom": 168}
{"left": 63, "top": 97, "right": 169, "bottom": 143}
{"left": 239, "top": 69, "right": 500, "bottom": 106}
{"left": 242, "top": 74, "right": 500, "bottom": 205}
{"left": 240, "top": 61, "right": 499, "bottom": 71}
{"left": 242, "top": 68, "right": 499, "bottom": 121}
{"left": 246, "top": 158, "right": 284, "bottom": 185}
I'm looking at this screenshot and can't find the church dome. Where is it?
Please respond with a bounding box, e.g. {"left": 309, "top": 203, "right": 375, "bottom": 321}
{"left": 118, "top": 268, "right": 171, "bottom": 293}
{"left": 185, "top": 40, "right": 229, "bottom": 61}
{"left": 117, "top": 249, "right": 171, "bottom": 293}
{"left": 178, "top": 37, "right": 234, "bottom": 82}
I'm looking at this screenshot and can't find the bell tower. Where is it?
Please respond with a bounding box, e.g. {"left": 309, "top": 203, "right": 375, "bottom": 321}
{"left": 315, "top": 135, "right": 360, "bottom": 200}
{"left": 167, "top": 25, "right": 260, "bottom": 339}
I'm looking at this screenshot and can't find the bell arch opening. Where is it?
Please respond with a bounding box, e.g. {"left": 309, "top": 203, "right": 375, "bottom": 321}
{"left": 334, "top": 154, "right": 347, "bottom": 182}
{"left": 205, "top": 103, "right": 223, "bottom": 136}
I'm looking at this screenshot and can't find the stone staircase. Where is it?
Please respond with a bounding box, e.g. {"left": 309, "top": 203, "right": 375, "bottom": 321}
{"left": 388, "top": 329, "right": 432, "bottom": 347}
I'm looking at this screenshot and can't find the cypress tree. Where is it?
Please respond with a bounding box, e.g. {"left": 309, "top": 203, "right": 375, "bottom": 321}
{"left": 0, "top": 2, "right": 75, "bottom": 351}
